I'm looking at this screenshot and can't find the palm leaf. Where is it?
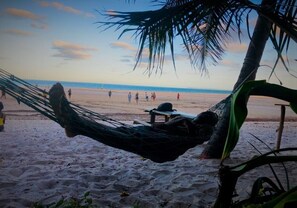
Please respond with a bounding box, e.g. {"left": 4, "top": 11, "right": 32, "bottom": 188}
{"left": 99, "top": 0, "right": 297, "bottom": 74}
{"left": 264, "top": 0, "right": 297, "bottom": 78}
{"left": 222, "top": 80, "right": 297, "bottom": 160}
{"left": 99, "top": 0, "right": 249, "bottom": 73}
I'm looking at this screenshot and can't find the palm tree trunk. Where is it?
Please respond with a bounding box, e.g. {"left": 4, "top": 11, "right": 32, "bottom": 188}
{"left": 200, "top": 0, "right": 276, "bottom": 159}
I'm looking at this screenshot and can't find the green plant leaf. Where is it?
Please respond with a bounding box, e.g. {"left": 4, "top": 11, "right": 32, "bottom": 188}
{"left": 221, "top": 80, "right": 297, "bottom": 160}
{"left": 238, "top": 187, "right": 297, "bottom": 208}
{"left": 84, "top": 191, "right": 90, "bottom": 197}
{"left": 262, "top": 186, "right": 297, "bottom": 208}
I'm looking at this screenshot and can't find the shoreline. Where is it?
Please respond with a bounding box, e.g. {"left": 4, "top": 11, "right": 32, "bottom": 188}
{"left": 26, "top": 79, "right": 232, "bottom": 95}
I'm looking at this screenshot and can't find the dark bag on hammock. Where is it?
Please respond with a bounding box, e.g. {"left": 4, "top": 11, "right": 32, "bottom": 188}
{"left": 156, "top": 102, "right": 174, "bottom": 112}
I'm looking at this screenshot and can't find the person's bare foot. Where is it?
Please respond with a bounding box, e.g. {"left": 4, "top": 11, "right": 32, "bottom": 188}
{"left": 49, "top": 83, "right": 78, "bottom": 137}
{"left": 49, "top": 83, "right": 65, "bottom": 120}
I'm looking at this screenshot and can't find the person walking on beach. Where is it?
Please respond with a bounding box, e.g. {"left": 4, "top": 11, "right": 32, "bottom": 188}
{"left": 135, "top": 92, "right": 139, "bottom": 104}
{"left": 68, "top": 88, "right": 72, "bottom": 99}
{"left": 128, "top": 92, "right": 132, "bottom": 103}
{"left": 145, "top": 92, "right": 149, "bottom": 101}
{"left": 0, "top": 102, "right": 6, "bottom": 132}
{"left": 151, "top": 92, "right": 156, "bottom": 101}
{"left": 108, "top": 90, "right": 112, "bottom": 98}
{"left": 1, "top": 86, "right": 6, "bottom": 99}
{"left": 177, "top": 93, "right": 180, "bottom": 100}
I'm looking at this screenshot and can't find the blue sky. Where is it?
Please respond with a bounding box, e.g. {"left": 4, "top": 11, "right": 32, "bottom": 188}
{"left": 0, "top": 0, "right": 296, "bottom": 90}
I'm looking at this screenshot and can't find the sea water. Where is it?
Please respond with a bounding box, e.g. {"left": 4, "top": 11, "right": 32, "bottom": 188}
{"left": 26, "top": 79, "right": 231, "bottom": 95}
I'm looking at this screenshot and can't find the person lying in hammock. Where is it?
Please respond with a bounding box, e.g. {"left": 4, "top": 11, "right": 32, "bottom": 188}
{"left": 152, "top": 111, "right": 218, "bottom": 139}
{"left": 49, "top": 83, "right": 218, "bottom": 163}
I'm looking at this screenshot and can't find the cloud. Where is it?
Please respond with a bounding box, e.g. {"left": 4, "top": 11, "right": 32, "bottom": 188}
{"left": 84, "top": 12, "right": 95, "bottom": 18}
{"left": 52, "top": 40, "right": 97, "bottom": 60}
{"left": 3, "top": 29, "right": 33, "bottom": 36}
{"left": 5, "top": 7, "right": 47, "bottom": 30}
{"left": 110, "top": 42, "right": 186, "bottom": 67}
{"left": 38, "top": 1, "right": 95, "bottom": 18}
{"left": 40, "top": 1, "right": 81, "bottom": 15}
{"left": 226, "top": 42, "right": 248, "bottom": 53}
{"left": 220, "top": 59, "right": 241, "bottom": 68}
{"left": 110, "top": 41, "right": 187, "bottom": 68}
{"left": 5, "top": 8, "right": 42, "bottom": 20}
{"left": 110, "top": 41, "right": 137, "bottom": 51}
{"left": 106, "top": 10, "right": 117, "bottom": 16}
{"left": 120, "top": 59, "right": 131, "bottom": 63}
{"left": 31, "top": 22, "right": 48, "bottom": 30}
{"left": 110, "top": 42, "right": 157, "bottom": 69}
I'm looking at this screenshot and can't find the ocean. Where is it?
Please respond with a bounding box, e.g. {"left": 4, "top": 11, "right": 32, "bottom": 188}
{"left": 26, "top": 79, "right": 231, "bottom": 95}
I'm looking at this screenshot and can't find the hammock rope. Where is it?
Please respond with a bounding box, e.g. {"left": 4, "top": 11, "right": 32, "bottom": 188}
{"left": 0, "top": 68, "right": 230, "bottom": 162}
{"left": 0, "top": 68, "right": 129, "bottom": 128}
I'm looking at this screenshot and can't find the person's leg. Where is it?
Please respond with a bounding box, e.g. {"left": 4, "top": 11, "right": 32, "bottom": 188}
{"left": 49, "top": 83, "right": 79, "bottom": 137}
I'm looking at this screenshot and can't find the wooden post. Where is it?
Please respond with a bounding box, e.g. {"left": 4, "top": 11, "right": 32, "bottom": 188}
{"left": 165, "top": 116, "right": 169, "bottom": 122}
{"left": 150, "top": 113, "right": 155, "bottom": 124}
{"left": 276, "top": 105, "right": 286, "bottom": 150}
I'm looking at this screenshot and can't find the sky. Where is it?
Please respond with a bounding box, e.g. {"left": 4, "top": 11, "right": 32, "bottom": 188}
{"left": 0, "top": 0, "right": 296, "bottom": 90}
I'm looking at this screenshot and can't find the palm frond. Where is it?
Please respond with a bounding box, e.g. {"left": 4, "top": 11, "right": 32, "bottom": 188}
{"left": 99, "top": 0, "right": 247, "bottom": 73}
{"left": 99, "top": 0, "right": 297, "bottom": 75}
{"left": 255, "top": 0, "right": 297, "bottom": 78}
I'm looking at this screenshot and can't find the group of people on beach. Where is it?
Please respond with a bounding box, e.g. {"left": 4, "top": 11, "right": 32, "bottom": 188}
{"left": 128, "top": 91, "right": 180, "bottom": 103}
{"left": 128, "top": 91, "right": 157, "bottom": 104}
{"left": 127, "top": 92, "right": 141, "bottom": 104}
{"left": 63, "top": 88, "right": 179, "bottom": 104}
{"left": 108, "top": 90, "right": 180, "bottom": 104}
{"left": 107, "top": 90, "right": 159, "bottom": 104}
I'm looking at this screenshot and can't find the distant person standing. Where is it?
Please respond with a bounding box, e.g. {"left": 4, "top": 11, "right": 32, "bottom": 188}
{"left": 145, "top": 92, "right": 149, "bottom": 101}
{"left": 1, "top": 86, "right": 6, "bottom": 99}
{"left": 68, "top": 88, "right": 72, "bottom": 99}
{"left": 128, "top": 92, "right": 132, "bottom": 103}
{"left": 0, "top": 102, "right": 6, "bottom": 132}
{"left": 135, "top": 92, "right": 139, "bottom": 104}
{"left": 151, "top": 92, "right": 156, "bottom": 101}
{"left": 108, "top": 90, "right": 112, "bottom": 98}
{"left": 177, "top": 93, "right": 180, "bottom": 100}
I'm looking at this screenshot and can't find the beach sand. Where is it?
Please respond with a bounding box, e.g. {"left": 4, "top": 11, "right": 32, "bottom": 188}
{"left": 0, "top": 87, "right": 296, "bottom": 207}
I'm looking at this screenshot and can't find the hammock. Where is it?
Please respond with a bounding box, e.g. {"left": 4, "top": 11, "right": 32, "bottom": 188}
{"left": 0, "top": 68, "right": 230, "bottom": 163}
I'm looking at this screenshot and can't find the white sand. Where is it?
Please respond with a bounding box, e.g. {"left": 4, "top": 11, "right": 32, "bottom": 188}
{"left": 0, "top": 88, "right": 296, "bottom": 207}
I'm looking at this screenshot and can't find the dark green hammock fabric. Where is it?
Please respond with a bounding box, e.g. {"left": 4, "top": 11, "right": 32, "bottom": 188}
{"left": 0, "top": 68, "right": 228, "bottom": 163}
